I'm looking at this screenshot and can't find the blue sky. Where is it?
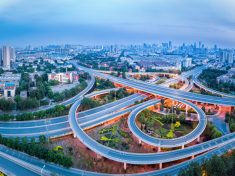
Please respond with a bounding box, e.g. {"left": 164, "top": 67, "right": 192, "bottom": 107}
{"left": 0, "top": 0, "right": 235, "bottom": 47}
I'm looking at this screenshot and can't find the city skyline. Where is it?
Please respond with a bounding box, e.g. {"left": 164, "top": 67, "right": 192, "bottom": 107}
{"left": 0, "top": 0, "right": 235, "bottom": 47}
{"left": 1, "top": 1, "right": 235, "bottom": 176}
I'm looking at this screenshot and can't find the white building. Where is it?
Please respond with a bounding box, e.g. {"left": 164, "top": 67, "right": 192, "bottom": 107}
{"left": 10, "top": 47, "right": 16, "bottom": 63}
{"left": 0, "top": 82, "right": 16, "bottom": 98}
{"left": 0, "top": 48, "right": 2, "bottom": 66}
{"left": 221, "top": 50, "right": 234, "bottom": 64}
{"left": 183, "top": 57, "right": 192, "bottom": 68}
{"left": 48, "top": 71, "right": 79, "bottom": 83}
{"left": 0, "top": 72, "right": 21, "bottom": 86}
{"left": 2, "top": 46, "right": 11, "bottom": 70}
{"left": 228, "top": 52, "right": 234, "bottom": 64}
{"left": 1, "top": 46, "right": 15, "bottom": 70}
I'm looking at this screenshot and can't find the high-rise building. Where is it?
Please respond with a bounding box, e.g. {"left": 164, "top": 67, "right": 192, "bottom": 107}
{"left": 10, "top": 47, "right": 16, "bottom": 63}
{"left": 0, "top": 48, "right": 2, "bottom": 66}
{"left": 2, "top": 46, "right": 11, "bottom": 70}
{"left": 222, "top": 51, "right": 227, "bottom": 63}
{"left": 183, "top": 57, "right": 192, "bottom": 68}
{"left": 169, "top": 41, "right": 172, "bottom": 50}
{"left": 221, "top": 50, "right": 234, "bottom": 64}
{"left": 199, "top": 41, "right": 202, "bottom": 48}
{"left": 228, "top": 52, "right": 234, "bottom": 64}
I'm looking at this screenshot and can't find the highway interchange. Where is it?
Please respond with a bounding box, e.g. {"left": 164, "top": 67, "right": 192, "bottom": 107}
{"left": 0, "top": 61, "right": 235, "bottom": 175}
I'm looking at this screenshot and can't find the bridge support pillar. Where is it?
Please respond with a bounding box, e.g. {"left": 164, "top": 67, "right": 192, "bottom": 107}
{"left": 230, "top": 106, "right": 234, "bottom": 113}
{"left": 124, "top": 162, "right": 127, "bottom": 170}
{"left": 185, "top": 105, "right": 188, "bottom": 116}
{"left": 159, "top": 163, "right": 162, "bottom": 169}
{"left": 73, "top": 133, "right": 76, "bottom": 138}
{"left": 192, "top": 155, "right": 195, "bottom": 159}
{"left": 134, "top": 89, "right": 139, "bottom": 94}
{"left": 182, "top": 145, "right": 184, "bottom": 149}
{"left": 158, "top": 147, "right": 161, "bottom": 152}
{"left": 138, "top": 139, "right": 142, "bottom": 145}
{"left": 197, "top": 136, "right": 200, "bottom": 143}
{"left": 96, "top": 154, "right": 102, "bottom": 159}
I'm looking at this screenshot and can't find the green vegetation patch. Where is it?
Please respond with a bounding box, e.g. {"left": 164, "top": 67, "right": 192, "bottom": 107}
{"left": 80, "top": 88, "right": 131, "bottom": 111}
{"left": 95, "top": 78, "right": 115, "bottom": 91}
{"left": 198, "top": 68, "right": 235, "bottom": 93}
{"left": 0, "top": 135, "right": 73, "bottom": 168}
{"left": 137, "top": 109, "right": 195, "bottom": 139}
{"left": 97, "top": 120, "right": 132, "bottom": 151}
{"left": 179, "top": 152, "right": 235, "bottom": 176}
{"left": 0, "top": 104, "right": 70, "bottom": 121}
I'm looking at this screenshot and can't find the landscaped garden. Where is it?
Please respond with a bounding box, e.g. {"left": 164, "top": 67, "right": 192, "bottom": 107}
{"left": 97, "top": 120, "right": 132, "bottom": 150}
{"left": 136, "top": 109, "right": 197, "bottom": 139}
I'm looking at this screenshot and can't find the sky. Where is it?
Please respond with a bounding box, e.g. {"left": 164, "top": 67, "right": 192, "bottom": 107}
{"left": 0, "top": 0, "right": 235, "bottom": 47}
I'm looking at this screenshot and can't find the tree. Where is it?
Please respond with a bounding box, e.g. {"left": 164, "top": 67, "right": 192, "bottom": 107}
{"left": 160, "top": 104, "right": 164, "bottom": 111}
{"left": 55, "top": 105, "right": 65, "bottom": 112}
{"left": 122, "top": 71, "right": 126, "bottom": 79}
{"left": 208, "top": 109, "right": 211, "bottom": 115}
{"left": 174, "top": 121, "right": 181, "bottom": 128}
{"left": 230, "top": 123, "right": 235, "bottom": 132}
{"left": 80, "top": 98, "right": 100, "bottom": 111}
{"left": 16, "top": 97, "right": 40, "bottom": 110}
{"left": 179, "top": 114, "right": 186, "bottom": 122}
{"left": 166, "top": 130, "right": 174, "bottom": 139}
{"left": 0, "top": 98, "right": 15, "bottom": 111}
{"left": 0, "top": 135, "right": 73, "bottom": 168}
{"left": 39, "top": 135, "right": 47, "bottom": 144}
{"left": 178, "top": 162, "right": 201, "bottom": 176}
{"left": 205, "top": 155, "right": 227, "bottom": 176}
{"left": 53, "top": 146, "right": 63, "bottom": 152}
{"left": 225, "top": 112, "right": 230, "bottom": 123}
{"left": 201, "top": 106, "right": 206, "bottom": 112}
{"left": 176, "top": 108, "right": 180, "bottom": 115}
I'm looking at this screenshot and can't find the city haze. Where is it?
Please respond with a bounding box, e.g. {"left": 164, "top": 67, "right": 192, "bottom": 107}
{"left": 0, "top": 0, "right": 235, "bottom": 47}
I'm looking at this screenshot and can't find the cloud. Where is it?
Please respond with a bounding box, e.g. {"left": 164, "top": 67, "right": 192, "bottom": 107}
{"left": 0, "top": 0, "right": 235, "bottom": 47}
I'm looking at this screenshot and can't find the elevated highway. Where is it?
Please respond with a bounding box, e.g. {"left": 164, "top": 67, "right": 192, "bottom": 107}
{"left": 0, "top": 93, "right": 146, "bottom": 139}
{"left": 68, "top": 96, "right": 235, "bottom": 166}
{"left": 128, "top": 98, "right": 206, "bottom": 147}
{"left": 72, "top": 62, "right": 235, "bottom": 106}
{"left": 192, "top": 71, "right": 235, "bottom": 98}
{"left": 1, "top": 63, "right": 235, "bottom": 175}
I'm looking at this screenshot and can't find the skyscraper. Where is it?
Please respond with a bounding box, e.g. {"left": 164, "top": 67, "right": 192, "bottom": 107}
{"left": 0, "top": 48, "right": 2, "bottom": 66}
{"left": 228, "top": 52, "right": 234, "bottom": 64}
{"left": 10, "top": 47, "right": 16, "bottom": 63}
{"left": 169, "top": 41, "right": 172, "bottom": 50}
{"left": 199, "top": 41, "right": 202, "bottom": 49}
{"left": 2, "top": 46, "right": 11, "bottom": 70}
{"left": 221, "top": 50, "right": 234, "bottom": 64}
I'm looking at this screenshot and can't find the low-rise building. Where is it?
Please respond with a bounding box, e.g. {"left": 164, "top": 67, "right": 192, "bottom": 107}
{"left": 182, "top": 57, "right": 192, "bottom": 68}
{"left": 48, "top": 71, "right": 79, "bottom": 83}
{"left": 20, "top": 90, "right": 28, "bottom": 99}
{"left": 0, "top": 82, "right": 16, "bottom": 98}
{"left": 217, "top": 68, "right": 235, "bottom": 84}
{"left": 0, "top": 72, "right": 21, "bottom": 86}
